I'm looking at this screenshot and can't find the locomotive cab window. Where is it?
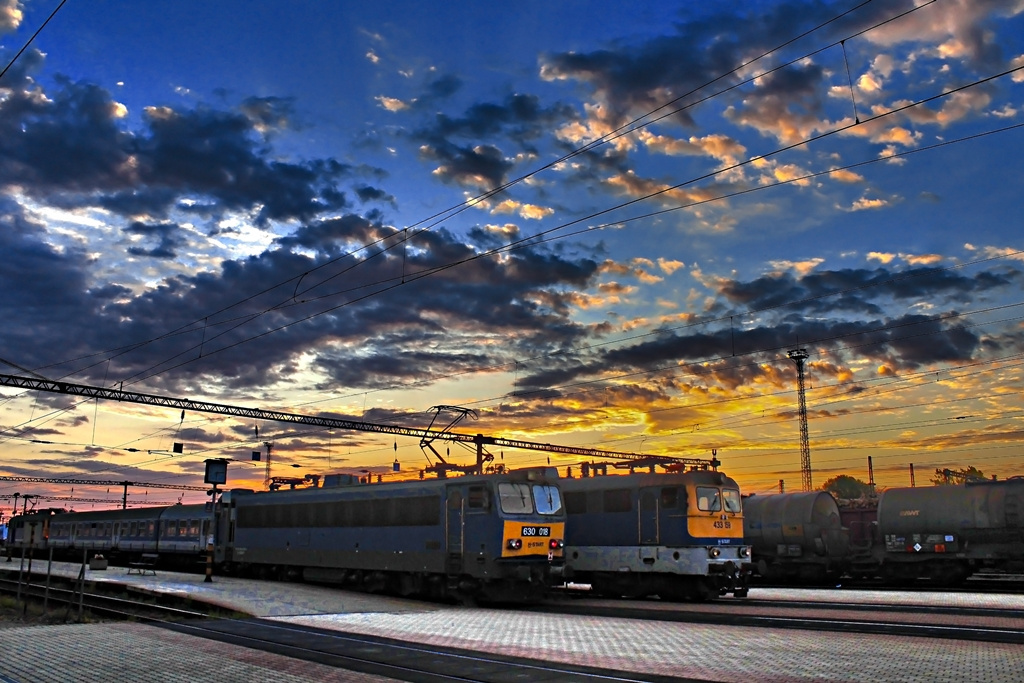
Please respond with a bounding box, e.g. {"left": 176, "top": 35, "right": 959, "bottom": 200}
{"left": 660, "top": 487, "right": 679, "bottom": 509}
{"left": 498, "top": 483, "right": 533, "bottom": 514}
{"left": 532, "top": 485, "right": 562, "bottom": 515}
{"left": 696, "top": 486, "right": 722, "bottom": 512}
{"left": 723, "top": 489, "right": 741, "bottom": 513}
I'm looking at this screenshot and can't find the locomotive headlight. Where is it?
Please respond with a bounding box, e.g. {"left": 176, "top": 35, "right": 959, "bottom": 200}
{"left": 708, "top": 547, "right": 721, "bottom": 558}
{"left": 739, "top": 547, "right": 751, "bottom": 557}
{"left": 549, "top": 539, "right": 564, "bottom": 550}
{"left": 507, "top": 538, "right": 523, "bottom": 550}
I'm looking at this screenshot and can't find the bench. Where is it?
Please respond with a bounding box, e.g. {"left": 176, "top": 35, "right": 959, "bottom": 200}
{"left": 127, "top": 553, "right": 158, "bottom": 575}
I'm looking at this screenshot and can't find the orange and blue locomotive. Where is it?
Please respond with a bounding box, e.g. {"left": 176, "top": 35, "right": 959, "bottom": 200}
{"left": 561, "top": 468, "right": 751, "bottom": 600}
{"left": 216, "top": 466, "right": 566, "bottom": 602}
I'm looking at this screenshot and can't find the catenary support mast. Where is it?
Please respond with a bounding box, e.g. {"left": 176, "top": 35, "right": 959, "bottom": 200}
{"left": 787, "top": 348, "right": 813, "bottom": 491}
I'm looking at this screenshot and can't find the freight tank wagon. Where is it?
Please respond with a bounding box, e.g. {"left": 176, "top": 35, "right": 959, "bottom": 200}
{"left": 561, "top": 470, "right": 751, "bottom": 600}
{"left": 743, "top": 491, "right": 850, "bottom": 583}
{"left": 874, "top": 476, "right": 1024, "bottom": 583}
{"left": 217, "top": 467, "right": 567, "bottom": 602}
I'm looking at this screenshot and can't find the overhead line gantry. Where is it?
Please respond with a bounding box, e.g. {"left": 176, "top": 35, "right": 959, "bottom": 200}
{"left": 0, "top": 373, "right": 718, "bottom": 478}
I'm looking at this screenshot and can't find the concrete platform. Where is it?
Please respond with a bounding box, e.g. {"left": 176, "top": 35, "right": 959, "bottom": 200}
{"left": 2, "top": 560, "right": 1023, "bottom": 682}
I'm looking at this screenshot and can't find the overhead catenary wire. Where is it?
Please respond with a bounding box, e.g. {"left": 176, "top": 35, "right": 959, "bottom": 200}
{"left": 116, "top": 112, "right": 1024, "bottom": 390}
{"left": 4, "top": 2, "right": 1019, "bottom": 489}
{"left": 22, "top": 0, "right": 931, "bottom": 386}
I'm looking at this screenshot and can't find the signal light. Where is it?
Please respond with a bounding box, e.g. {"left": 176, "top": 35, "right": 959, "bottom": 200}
{"left": 740, "top": 547, "right": 751, "bottom": 557}
{"left": 708, "top": 547, "right": 721, "bottom": 558}
{"left": 548, "top": 539, "right": 564, "bottom": 550}
{"left": 507, "top": 538, "right": 523, "bottom": 550}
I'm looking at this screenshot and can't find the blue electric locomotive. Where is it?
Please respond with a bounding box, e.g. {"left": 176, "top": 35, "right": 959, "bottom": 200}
{"left": 215, "top": 467, "right": 566, "bottom": 602}
{"left": 561, "top": 469, "right": 751, "bottom": 600}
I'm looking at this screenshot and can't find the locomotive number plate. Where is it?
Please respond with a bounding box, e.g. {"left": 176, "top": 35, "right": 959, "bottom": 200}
{"left": 520, "top": 526, "right": 551, "bottom": 537}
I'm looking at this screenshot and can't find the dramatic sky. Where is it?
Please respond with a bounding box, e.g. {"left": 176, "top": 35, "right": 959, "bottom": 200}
{"left": 2, "top": 0, "right": 1023, "bottom": 512}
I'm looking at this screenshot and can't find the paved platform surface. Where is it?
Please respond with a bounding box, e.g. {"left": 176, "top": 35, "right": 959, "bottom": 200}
{"left": 2, "top": 560, "right": 1023, "bottom": 682}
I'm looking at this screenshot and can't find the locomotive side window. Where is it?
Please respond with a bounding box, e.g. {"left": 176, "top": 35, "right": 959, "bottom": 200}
{"left": 696, "top": 486, "right": 722, "bottom": 512}
{"left": 603, "top": 488, "right": 632, "bottom": 514}
{"left": 723, "top": 489, "right": 742, "bottom": 513}
{"left": 660, "top": 487, "right": 679, "bottom": 509}
{"left": 467, "top": 485, "right": 490, "bottom": 510}
{"left": 498, "top": 483, "right": 533, "bottom": 514}
{"left": 533, "top": 485, "right": 562, "bottom": 515}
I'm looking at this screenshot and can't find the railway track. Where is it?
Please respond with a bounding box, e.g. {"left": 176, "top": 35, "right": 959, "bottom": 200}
{"left": 536, "top": 592, "right": 1024, "bottom": 644}
{"left": 161, "top": 618, "right": 701, "bottom": 683}
{"left": 1, "top": 574, "right": 694, "bottom": 682}
{"left": 0, "top": 574, "right": 211, "bottom": 623}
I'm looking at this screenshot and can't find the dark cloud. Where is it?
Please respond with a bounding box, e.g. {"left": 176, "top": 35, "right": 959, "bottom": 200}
{"left": 536, "top": 3, "right": 837, "bottom": 128}
{"left": 430, "top": 93, "right": 576, "bottom": 141}
{"left": 276, "top": 213, "right": 387, "bottom": 255}
{"left": 410, "top": 93, "right": 576, "bottom": 188}
{"left": 123, "top": 221, "right": 186, "bottom": 259}
{"left": 418, "top": 140, "right": 513, "bottom": 188}
{"left": 0, "top": 75, "right": 132, "bottom": 192}
{"left": 537, "top": 0, "right": 1012, "bottom": 137}
{"left": 514, "top": 263, "right": 1018, "bottom": 394}
{"left": 238, "top": 95, "right": 297, "bottom": 133}
{"left": 716, "top": 266, "right": 1018, "bottom": 315}
{"left": 0, "top": 182, "right": 606, "bottom": 395}
{"left": 427, "top": 74, "right": 463, "bottom": 99}
{"left": 0, "top": 72, "right": 354, "bottom": 226}
{"left": 354, "top": 184, "right": 396, "bottom": 206}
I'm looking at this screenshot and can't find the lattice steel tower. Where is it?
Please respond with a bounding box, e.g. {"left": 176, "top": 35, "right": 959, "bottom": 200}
{"left": 788, "top": 348, "right": 813, "bottom": 491}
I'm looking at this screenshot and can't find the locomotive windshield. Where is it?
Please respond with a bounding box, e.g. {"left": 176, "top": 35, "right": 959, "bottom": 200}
{"left": 496, "top": 483, "right": 563, "bottom": 515}
{"left": 696, "top": 487, "right": 721, "bottom": 512}
{"left": 532, "top": 485, "right": 563, "bottom": 515}
{"left": 498, "top": 483, "right": 533, "bottom": 514}
{"left": 696, "top": 486, "right": 742, "bottom": 513}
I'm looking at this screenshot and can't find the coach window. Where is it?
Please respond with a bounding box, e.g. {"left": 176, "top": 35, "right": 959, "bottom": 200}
{"left": 696, "top": 487, "right": 722, "bottom": 512}
{"left": 497, "top": 483, "right": 533, "bottom": 514}
{"left": 723, "top": 489, "right": 742, "bottom": 513}
{"left": 532, "top": 485, "right": 562, "bottom": 515}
